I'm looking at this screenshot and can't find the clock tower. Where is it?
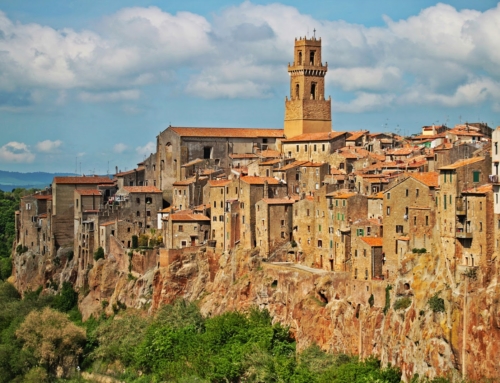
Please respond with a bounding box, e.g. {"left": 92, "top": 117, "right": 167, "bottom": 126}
{"left": 284, "top": 36, "right": 332, "bottom": 138}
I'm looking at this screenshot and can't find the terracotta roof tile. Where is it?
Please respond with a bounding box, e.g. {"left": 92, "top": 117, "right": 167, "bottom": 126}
{"left": 169, "top": 213, "right": 211, "bottom": 221}
{"left": 406, "top": 172, "right": 439, "bottom": 187}
{"left": 182, "top": 158, "right": 204, "bottom": 167}
{"left": 170, "top": 127, "right": 284, "bottom": 138}
{"left": 282, "top": 131, "right": 347, "bottom": 142}
{"left": 34, "top": 195, "right": 53, "bottom": 200}
{"left": 439, "top": 156, "right": 484, "bottom": 170}
{"left": 173, "top": 177, "right": 197, "bottom": 186}
{"left": 241, "top": 176, "right": 280, "bottom": 185}
{"left": 208, "top": 180, "right": 232, "bottom": 187}
{"left": 346, "top": 131, "right": 368, "bottom": 141}
{"left": 229, "top": 153, "right": 258, "bottom": 159}
{"left": 259, "top": 149, "right": 281, "bottom": 158}
{"left": 54, "top": 176, "right": 113, "bottom": 184}
{"left": 360, "top": 237, "right": 383, "bottom": 247}
{"left": 123, "top": 186, "right": 162, "bottom": 193}
{"left": 462, "top": 184, "right": 492, "bottom": 194}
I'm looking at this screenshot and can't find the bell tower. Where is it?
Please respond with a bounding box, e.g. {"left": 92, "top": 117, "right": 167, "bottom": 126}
{"left": 284, "top": 36, "right": 331, "bottom": 138}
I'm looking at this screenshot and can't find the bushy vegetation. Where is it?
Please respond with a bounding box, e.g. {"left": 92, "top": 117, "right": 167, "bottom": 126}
{"left": 0, "top": 188, "right": 37, "bottom": 280}
{"left": 428, "top": 293, "right": 446, "bottom": 313}
{"left": 393, "top": 297, "right": 412, "bottom": 311}
{"left": 383, "top": 284, "right": 392, "bottom": 315}
{"left": 93, "top": 246, "right": 105, "bottom": 261}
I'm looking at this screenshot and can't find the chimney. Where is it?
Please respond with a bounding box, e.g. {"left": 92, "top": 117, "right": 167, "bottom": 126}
{"left": 264, "top": 180, "right": 269, "bottom": 198}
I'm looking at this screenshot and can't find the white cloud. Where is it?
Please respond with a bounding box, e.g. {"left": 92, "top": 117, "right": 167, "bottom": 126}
{"left": 0, "top": 142, "right": 35, "bottom": 163}
{"left": 36, "top": 139, "right": 63, "bottom": 152}
{"left": 79, "top": 90, "right": 140, "bottom": 103}
{"left": 1, "top": 3, "right": 500, "bottom": 110}
{"left": 135, "top": 142, "right": 155, "bottom": 157}
{"left": 113, "top": 143, "right": 128, "bottom": 153}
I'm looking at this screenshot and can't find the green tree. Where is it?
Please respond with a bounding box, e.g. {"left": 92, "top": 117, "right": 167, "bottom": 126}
{"left": 93, "top": 247, "right": 104, "bottom": 261}
{"left": 15, "top": 307, "right": 86, "bottom": 378}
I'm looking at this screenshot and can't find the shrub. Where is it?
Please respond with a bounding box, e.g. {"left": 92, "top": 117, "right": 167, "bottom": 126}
{"left": 52, "top": 281, "right": 78, "bottom": 312}
{"left": 291, "top": 240, "right": 297, "bottom": 248}
{"left": 428, "top": 293, "right": 445, "bottom": 313}
{"left": 67, "top": 251, "right": 74, "bottom": 262}
{"left": 138, "top": 234, "right": 149, "bottom": 247}
{"left": 132, "top": 235, "right": 139, "bottom": 249}
{"left": 383, "top": 285, "right": 392, "bottom": 315}
{"left": 368, "top": 294, "right": 374, "bottom": 308}
{"left": 464, "top": 267, "right": 477, "bottom": 280}
{"left": 94, "top": 247, "right": 105, "bottom": 261}
{"left": 393, "top": 297, "right": 412, "bottom": 311}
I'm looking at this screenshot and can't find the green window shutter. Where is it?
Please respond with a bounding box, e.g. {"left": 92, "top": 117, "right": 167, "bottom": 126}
{"left": 319, "top": 224, "right": 322, "bottom": 232}
{"left": 342, "top": 214, "right": 344, "bottom": 221}
{"left": 450, "top": 172, "right": 452, "bottom": 182}
{"left": 330, "top": 240, "right": 333, "bottom": 249}
{"left": 360, "top": 229, "right": 364, "bottom": 236}
{"left": 473, "top": 171, "right": 480, "bottom": 183}
{"left": 435, "top": 196, "right": 438, "bottom": 206}
{"left": 444, "top": 195, "right": 447, "bottom": 209}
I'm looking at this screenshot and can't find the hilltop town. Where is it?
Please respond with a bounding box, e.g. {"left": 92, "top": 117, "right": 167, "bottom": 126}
{"left": 10, "top": 37, "right": 500, "bottom": 381}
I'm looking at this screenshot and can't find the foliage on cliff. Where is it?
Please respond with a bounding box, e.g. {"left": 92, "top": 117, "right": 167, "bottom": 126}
{"left": 0, "top": 188, "right": 37, "bottom": 280}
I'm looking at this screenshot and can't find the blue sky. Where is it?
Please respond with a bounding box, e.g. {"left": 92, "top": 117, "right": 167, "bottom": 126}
{"left": 1, "top": 1, "right": 499, "bottom": 173}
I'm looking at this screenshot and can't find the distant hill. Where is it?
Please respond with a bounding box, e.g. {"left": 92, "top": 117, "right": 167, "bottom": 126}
{"left": 0, "top": 170, "right": 77, "bottom": 192}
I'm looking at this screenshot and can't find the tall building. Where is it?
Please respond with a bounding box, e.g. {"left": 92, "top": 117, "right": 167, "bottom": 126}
{"left": 284, "top": 36, "right": 332, "bottom": 138}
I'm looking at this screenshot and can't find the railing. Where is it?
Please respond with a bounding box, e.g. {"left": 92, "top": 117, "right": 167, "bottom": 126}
{"left": 488, "top": 175, "right": 499, "bottom": 183}
{"left": 456, "top": 228, "right": 473, "bottom": 239}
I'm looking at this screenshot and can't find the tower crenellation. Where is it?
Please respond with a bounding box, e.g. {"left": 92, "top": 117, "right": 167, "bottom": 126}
{"left": 284, "top": 36, "right": 332, "bottom": 138}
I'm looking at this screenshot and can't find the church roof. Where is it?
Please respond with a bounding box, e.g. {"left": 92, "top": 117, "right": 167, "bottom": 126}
{"left": 169, "top": 127, "right": 284, "bottom": 138}
{"left": 282, "top": 131, "right": 347, "bottom": 142}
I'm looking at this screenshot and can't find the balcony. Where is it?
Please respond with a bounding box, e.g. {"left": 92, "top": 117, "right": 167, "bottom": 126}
{"left": 455, "top": 200, "right": 466, "bottom": 215}
{"left": 488, "top": 174, "right": 499, "bottom": 183}
{"left": 455, "top": 229, "right": 473, "bottom": 239}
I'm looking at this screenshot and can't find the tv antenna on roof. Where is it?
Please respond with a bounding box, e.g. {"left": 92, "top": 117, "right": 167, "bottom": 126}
{"left": 313, "top": 28, "right": 316, "bottom": 38}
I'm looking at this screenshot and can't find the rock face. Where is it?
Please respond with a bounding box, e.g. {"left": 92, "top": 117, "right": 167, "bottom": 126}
{"left": 11, "top": 243, "right": 500, "bottom": 382}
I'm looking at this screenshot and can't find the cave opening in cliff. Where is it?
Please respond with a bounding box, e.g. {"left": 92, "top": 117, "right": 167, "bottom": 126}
{"left": 317, "top": 290, "right": 328, "bottom": 304}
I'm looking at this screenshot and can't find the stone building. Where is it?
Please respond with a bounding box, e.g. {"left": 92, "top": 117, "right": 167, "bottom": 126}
{"left": 281, "top": 132, "right": 347, "bottom": 162}
{"left": 17, "top": 193, "right": 53, "bottom": 256}
{"left": 255, "top": 198, "right": 294, "bottom": 258}
{"left": 382, "top": 172, "right": 439, "bottom": 282}
{"left": 52, "top": 176, "right": 114, "bottom": 249}
{"left": 163, "top": 211, "right": 211, "bottom": 249}
{"left": 155, "top": 127, "right": 284, "bottom": 202}
{"left": 351, "top": 236, "right": 384, "bottom": 281}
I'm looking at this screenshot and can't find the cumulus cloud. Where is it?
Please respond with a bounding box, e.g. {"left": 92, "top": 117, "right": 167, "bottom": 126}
{"left": 113, "top": 143, "right": 128, "bottom": 153}
{"left": 0, "top": 142, "right": 35, "bottom": 163}
{"left": 136, "top": 142, "right": 155, "bottom": 157}
{"left": 1, "top": 3, "right": 500, "bottom": 110}
{"left": 35, "top": 139, "right": 63, "bottom": 152}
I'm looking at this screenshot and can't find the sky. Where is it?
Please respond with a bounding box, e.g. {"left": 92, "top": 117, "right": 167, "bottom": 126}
{"left": 1, "top": 0, "right": 500, "bottom": 174}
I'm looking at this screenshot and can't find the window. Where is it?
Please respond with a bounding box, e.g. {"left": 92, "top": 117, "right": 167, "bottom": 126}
{"left": 307, "top": 225, "right": 311, "bottom": 232}
{"left": 363, "top": 249, "right": 366, "bottom": 257}
{"left": 425, "top": 216, "right": 429, "bottom": 226}
{"left": 219, "top": 215, "right": 224, "bottom": 221}
{"left": 136, "top": 211, "right": 140, "bottom": 217}
{"left": 416, "top": 189, "right": 419, "bottom": 197}
{"left": 396, "top": 225, "right": 403, "bottom": 233}
{"left": 318, "top": 240, "right": 322, "bottom": 248}
{"left": 480, "top": 201, "right": 482, "bottom": 210}
{"left": 386, "top": 206, "right": 390, "bottom": 215}
{"left": 342, "top": 200, "right": 346, "bottom": 207}
{"left": 213, "top": 216, "right": 217, "bottom": 222}
{"left": 322, "top": 144, "right": 325, "bottom": 151}
{"left": 473, "top": 171, "right": 480, "bottom": 183}
{"left": 147, "top": 210, "right": 151, "bottom": 217}
{"left": 480, "top": 222, "right": 483, "bottom": 232}
{"left": 136, "top": 197, "right": 141, "bottom": 204}
{"left": 444, "top": 195, "right": 447, "bottom": 209}
{"left": 281, "top": 232, "right": 285, "bottom": 239}
{"left": 367, "top": 227, "right": 371, "bottom": 236}
{"left": 310, "top": 51, "right": 315, "bottom": 65}
{"left": 304, "top": 145, "right": 308, "bottom": 152}
{"left": 356, "top": 229, "right": 364, "bottom": 236}
{"left": 307, "top": 209, "right": 310, "bottom": 216}
{"left": 76, "top": 199, "right": 79, "bottom": 208}
{"left": 203, "top": 147, "right": 213, "bottom": 159}
{"left": 178, "top": 225, "right": 183, "bottom": 232}
{"left": 313, "top": 144, "right": 317, "bottom": 152}
{"left": 354, "top": 250, "right": 358, "bottom": 257}
{"left": 296, "top": 145, "right": 299, "bottom": 152}
{"left": 354, "top": 268, "right": 358, "bottom": 279}
{"left": 281, "top": 220, "right": 285, "bottom": 226}
{"left": 405, "top": 189, "right": 409, "bottom": 197}
{"left": 387, "top": 193, "right": 391, "bottom": 200}
{"left": 318, "top": 224, "right": 322, "bottom": 232}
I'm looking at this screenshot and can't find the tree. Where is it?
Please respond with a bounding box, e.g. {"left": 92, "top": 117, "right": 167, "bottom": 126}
{"left": 93, "top": 247, "right": 104, "bottom": 261}
{"left": 52, "top": 281, "right": 78, "bottom": 313}
{"left": 15, "top": 307, "right": 86, "bottom": 377}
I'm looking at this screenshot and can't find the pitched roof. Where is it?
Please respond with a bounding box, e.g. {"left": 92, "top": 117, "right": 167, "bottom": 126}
{"left": 229, "top": 153, "right": 258, "bottom": 159}
{"left": 408, "top": 172, "right": 439, "bottom": 187}
{"left": 439, "top": 156, "right": 484, "bottom": 170}
{"left": 282, "top": 131, "right": 347, "bottom": 142}
{"left": 53, "top": 176, "right": 113, "bottom": 185}
{"left": 169, "top": 127, "right": 284, "bottom": 138}
{"left": 173, "top": 177, "right": 197, "bottom": 186}
{"left": 168, "top": 213, "right": 211, "bottom": 221}
{"left": 182, "top": 158, "right": 204, "bottom": 167}
{"left": 75, "top": 189, "right": 102, "bottom": 196}
{"left": 123, "top": 186, "right": 162, "bottom": 193}
{"left": 208, "top": 179, "right": 231, "bottom": 187}
{"left": 241, "top": 176, "right": 280, "bottom": 185}
{"left": 360, "top": 237, "right": 383, "bottom": 247}
{"left": 462, "top": 184, "right": 492, "bottom": 194}
{"left": 34, "top": 195, "right": 52, "bottom": 200}
{"left": 326, "top": 191, "right": 357, "bottom": 199}
{"left": 346, "top": 131, "right": 368, "bottom": 141}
